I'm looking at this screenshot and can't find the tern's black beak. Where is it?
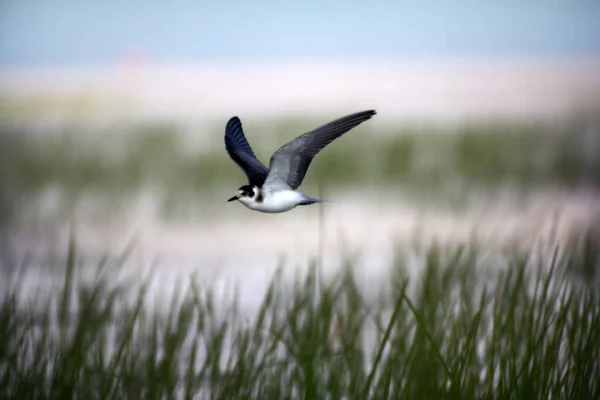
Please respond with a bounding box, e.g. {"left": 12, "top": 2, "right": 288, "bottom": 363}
{"left": 227, "top": 196, "right": 238, "bottom": 202}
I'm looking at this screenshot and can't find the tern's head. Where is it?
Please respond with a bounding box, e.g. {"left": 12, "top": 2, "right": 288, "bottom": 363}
{"left": 227, "top": 185, "right": 259, "bottom": 204}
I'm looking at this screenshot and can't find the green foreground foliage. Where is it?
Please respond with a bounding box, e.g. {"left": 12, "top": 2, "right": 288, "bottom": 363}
{"left": 1, "top": 234, "right": 599, "bottom": 399}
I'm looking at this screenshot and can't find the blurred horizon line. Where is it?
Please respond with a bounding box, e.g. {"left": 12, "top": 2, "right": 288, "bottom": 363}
{"left": 2, "top": 55, "right": 600, "bottom": 71}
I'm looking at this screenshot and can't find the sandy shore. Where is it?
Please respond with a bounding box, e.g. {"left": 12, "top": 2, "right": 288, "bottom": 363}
{"left": 1, "top": 60, "right": 599, "bottom": 125}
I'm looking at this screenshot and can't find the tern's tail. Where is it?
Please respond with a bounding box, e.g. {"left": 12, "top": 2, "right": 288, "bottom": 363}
{"left": 298, "top": 194, "right": 332, "bottom": 206}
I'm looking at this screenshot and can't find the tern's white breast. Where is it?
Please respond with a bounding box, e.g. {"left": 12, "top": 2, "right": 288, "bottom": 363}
{"left": 240, "top": 190, "right": 305, "bottom": 213}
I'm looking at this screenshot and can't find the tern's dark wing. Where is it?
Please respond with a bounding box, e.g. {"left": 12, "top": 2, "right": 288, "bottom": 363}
{"left": 263, "top": 110, "right": 376, "bottom": 190}
{"left": 224, "top": 116, "right": 269, "bottom": 186}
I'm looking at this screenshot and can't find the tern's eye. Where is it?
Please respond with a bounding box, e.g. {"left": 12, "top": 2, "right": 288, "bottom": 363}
{"left": 241, "top": 191, "right": 248, "bottom": 196}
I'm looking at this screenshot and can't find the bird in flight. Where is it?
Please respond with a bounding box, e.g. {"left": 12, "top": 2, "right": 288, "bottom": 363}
{"left": 225, "top": 110, "right": 376, "bottom": 213}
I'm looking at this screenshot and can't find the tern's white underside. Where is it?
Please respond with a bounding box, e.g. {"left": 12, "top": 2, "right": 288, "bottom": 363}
{"left": 238, "top": 190, "right": 309, "bottom": 213}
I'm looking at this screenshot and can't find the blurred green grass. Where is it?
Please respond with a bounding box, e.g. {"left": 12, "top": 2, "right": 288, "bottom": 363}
{"left": 1, "top": 116, "right": 599, "bottom": 222}
{"left": 1, "top": 118, "right": 599, "bottom": 193}
{"left": 1, "top": 233, "right": 599, "bottom": 398}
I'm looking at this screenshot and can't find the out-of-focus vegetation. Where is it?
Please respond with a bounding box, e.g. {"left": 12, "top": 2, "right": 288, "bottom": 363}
{"left": 1, "top": 233, "right": 599, "bottom": 399}
{"left": 1, "top": 117, "right": 599, "bottom": 195}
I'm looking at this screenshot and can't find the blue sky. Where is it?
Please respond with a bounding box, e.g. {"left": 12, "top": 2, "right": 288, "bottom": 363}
{"left": 1, "top": 1, "right": 599, "bottom": 66}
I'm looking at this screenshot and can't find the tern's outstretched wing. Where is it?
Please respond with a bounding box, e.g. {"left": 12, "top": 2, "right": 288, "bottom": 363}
{"left": 224, "top": 116, "right": 269, "bottom": 186}
{"left": 263, "top": 110, "right": 376, "bottom": 190}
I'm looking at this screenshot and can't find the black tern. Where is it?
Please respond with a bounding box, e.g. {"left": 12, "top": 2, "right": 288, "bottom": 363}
{"left": 225, "top": 110, "right": 376, "bottom": 213}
